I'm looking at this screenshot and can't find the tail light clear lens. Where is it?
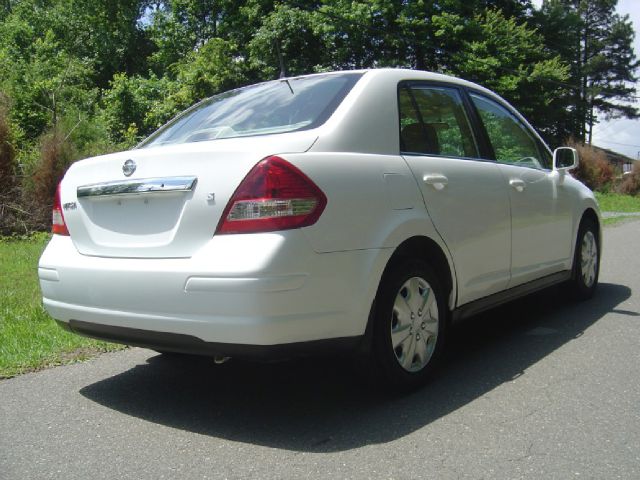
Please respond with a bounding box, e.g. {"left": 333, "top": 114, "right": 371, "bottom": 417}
{"left": 52, "top": 183, "right": 70, "bottom": 236}
{"left": 216, "top": 156, "right": 327, "bottom": 234}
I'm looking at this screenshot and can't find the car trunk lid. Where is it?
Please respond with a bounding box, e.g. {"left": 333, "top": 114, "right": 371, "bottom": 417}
{"left": 59, "top": 133, "right": 317, "bottom": 258}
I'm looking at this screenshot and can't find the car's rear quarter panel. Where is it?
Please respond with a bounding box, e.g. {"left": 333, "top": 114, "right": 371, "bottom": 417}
{"left": 285, "top": 151, "right": 457, "bottom": 314}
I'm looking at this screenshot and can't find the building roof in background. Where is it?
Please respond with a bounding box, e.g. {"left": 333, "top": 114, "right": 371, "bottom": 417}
{"left": 593, "top": 145, "right": 637, "bottom": 166}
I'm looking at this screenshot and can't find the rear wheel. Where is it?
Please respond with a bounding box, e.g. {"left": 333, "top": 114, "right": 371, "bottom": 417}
{"left": 362, "top": 258, "right": 447, "bottom": 390}
{"left": 570, "top": 219, "right": 600, "bottom": 299}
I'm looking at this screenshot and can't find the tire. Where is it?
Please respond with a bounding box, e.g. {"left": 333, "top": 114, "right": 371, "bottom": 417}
{"left": 360, "top": 258, "right": 447, "bottom": 391}
{"left": 570, "top": 219, "right": 600, "bottom": 300}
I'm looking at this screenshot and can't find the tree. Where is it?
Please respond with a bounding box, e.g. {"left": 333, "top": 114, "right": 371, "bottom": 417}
{"left": 69, "top": 0, "right": 153, "bottom": 87}
{"left": 249, "top": 4, "right": 324, "bottom": 77}
{"left": 101, "top": 72, "right": 172, "bottom": 144}
{"left": 433, "top": 9, "right": 571, "bottom": 144}
{"left": 584, "top": 9, "right": 639, "bottom": 142}
{"left": 539, "top": 0, "right": 639, "bottom": 143}
{"left": 0, "top": 25, "right": 96, "bottom": 140}
{"left": 102, "top": 38, "right": 246, "bottom": 144}
{"left": 167, "top": 37, "right": 246, "bottom": 109}
{"left": 146, "top": 0, "right": 251, "bottom": 73}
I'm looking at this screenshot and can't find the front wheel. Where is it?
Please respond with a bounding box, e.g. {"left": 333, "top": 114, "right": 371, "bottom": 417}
{"left": 570, "top": 219, "right": 600, "bottom": 299}
{"left": 361, "top": 259, "right": 447, "bottom": 390}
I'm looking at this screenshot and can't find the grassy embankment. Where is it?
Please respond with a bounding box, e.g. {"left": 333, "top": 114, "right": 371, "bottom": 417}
{"left": 0, "top": 234, "right": 124, "bottom": 378}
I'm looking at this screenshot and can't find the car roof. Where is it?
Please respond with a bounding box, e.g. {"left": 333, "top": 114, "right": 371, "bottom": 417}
{"left": 286, "top": 68, "right": 493, "bottom": 94}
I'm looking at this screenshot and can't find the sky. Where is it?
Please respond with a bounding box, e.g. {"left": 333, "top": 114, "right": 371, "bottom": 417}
{"left": 531, "top": 0, "right": 640, "bottom": 159}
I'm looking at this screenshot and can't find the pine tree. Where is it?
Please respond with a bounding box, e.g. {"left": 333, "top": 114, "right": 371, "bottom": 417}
{"left": 545, "top": 0, "right": 639, "bottom": 142}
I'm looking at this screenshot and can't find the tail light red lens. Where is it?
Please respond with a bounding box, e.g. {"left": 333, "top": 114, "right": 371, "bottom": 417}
{"left": 52, "top": 183, "right": 70, "bottom": 236}
{"left": 216, "top": 156, "right": 327, "bottom": 234}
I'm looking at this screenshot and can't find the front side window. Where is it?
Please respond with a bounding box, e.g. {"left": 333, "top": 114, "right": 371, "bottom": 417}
{"left": 140, "top": 72, "right": 363, "bottom": 148}
{"left": 399, "top": 85, "right": 478, "bottom": 158}
{"left": 470, "top": 93, "right": 548, "bottom": 169}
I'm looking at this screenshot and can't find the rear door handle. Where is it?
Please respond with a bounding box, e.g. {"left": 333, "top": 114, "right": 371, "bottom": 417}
{"left": 509, "top": 179, "right": 525, "bottom": 192}
{"left": 423, "top": 174, "right": 449, "bottom": 191}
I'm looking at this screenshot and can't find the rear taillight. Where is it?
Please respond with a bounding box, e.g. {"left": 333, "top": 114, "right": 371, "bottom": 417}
{"left": 52, "top": 183, "right": 70, "bottom": 236}
{"left": 216, "top": 156, "right": 327, "bottom": 234}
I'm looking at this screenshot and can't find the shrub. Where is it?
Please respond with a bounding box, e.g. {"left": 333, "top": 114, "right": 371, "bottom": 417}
{"left": 27, "top": 128, "right": 76, "bottom": 231}
{"left": 618, "top": 161, "right": 640, "bottom": 195}
{"left": 568, "top": 139, "right": 615, "bottom": 192}
{"left": 0, "top": 100, "right": 21, "bottom": 236}
{"left": 0, "top": 102, "right": 15, "bottom": 185}
{"left": 2, "top": 108, "right": 122, "bottom": 235}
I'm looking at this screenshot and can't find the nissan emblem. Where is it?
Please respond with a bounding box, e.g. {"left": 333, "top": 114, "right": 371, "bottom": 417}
{"left": 122, "top": 159, "right": 136, "bottom": 177}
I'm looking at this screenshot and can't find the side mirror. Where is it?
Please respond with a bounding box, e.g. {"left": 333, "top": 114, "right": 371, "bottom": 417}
{"left": 553, "top": 147, "right": 579, "bottom": 171}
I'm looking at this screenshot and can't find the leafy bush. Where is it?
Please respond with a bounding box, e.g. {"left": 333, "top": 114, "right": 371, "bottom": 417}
{"left": 3, "top": 124, "right": 81, "bottom": 235}
{"left": 1, "top": 97, "right": 122, "bottom": 235}
{"left": 0, "top": 98, "right": 15, "bottom": 184}
{"left": 0, "top": 99, "right": 22, "bottom": 236}
{"left": 26, "top": 127, "right": 76, "bottom": 230}
{"left": 618, "top": 161, "right": 640, "bottom": 195}
{"left": 568, "top": 140, "right": 615, "bottom": 191}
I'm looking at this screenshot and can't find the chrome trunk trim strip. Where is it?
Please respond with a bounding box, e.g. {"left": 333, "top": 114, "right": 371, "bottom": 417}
{"left": 77, "top": 176, "right": 197, "bottom": 198}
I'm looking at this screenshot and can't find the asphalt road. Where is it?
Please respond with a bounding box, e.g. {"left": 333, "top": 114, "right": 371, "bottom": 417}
{"left": 2, "top": 220, "right": 640, "bottom": 480}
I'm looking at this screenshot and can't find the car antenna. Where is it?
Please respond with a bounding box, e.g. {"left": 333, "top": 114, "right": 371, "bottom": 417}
{"left": 275, "top": 40, "right": 294, "bottom": 94}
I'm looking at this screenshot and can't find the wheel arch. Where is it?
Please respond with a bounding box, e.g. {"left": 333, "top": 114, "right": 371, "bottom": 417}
{"left": 381, "top": 236, "right": 456, "bottom": 312}
{"left": 357, "top": 234, "right": 456, "bottom": 362}
{"left": 581, "top": 207, "right": 600, "bottom": 233}
{"left": 578, "top": 206, "right": 602, "bottom": 252}
{"left": 568, "top": 206, "right": 602, "bottom": 279}
{"left": 567, "top": 206, "right": 602, "bottom": 298}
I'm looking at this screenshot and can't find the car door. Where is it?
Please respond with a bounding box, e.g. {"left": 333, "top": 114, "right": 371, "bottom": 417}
{"left": 468, "top": 92, "right": 574, "bottom": 287}
{"left": 399, "top": 83, "right": 512, "bottom": 305}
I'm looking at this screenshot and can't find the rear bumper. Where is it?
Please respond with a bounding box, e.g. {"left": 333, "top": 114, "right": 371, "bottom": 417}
{"left": 58, "top": 320, "right": 362, "bottom": 359}
{"left": 39, "top": 232, "right": 390, "bottom": 348}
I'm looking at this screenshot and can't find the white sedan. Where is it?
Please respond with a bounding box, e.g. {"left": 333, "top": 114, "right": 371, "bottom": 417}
{"left": 39, "top": 69, "right": 601, "bottom": 389}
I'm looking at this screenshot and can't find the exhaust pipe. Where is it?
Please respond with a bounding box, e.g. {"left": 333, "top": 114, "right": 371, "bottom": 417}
{"left": 214, "top": 356, "right": 231, "bottom": 365}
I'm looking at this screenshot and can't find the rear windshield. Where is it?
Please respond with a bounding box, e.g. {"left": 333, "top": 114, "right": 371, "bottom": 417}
{"left": 140, "top": 72, "right": 363, "bottom": 148}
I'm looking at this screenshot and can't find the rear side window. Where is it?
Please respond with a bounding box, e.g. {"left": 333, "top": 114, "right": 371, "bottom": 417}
{"left": 470, "top": 93, "right": 549, "bottom": 170}
{"left": 141, "top": 72, "right": 363, "bottom": 147}
{"left": 399, "top": 85, "right": 478, "bottom": 158}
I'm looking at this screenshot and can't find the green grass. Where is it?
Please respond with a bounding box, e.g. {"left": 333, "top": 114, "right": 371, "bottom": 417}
{"left": 595, "top": 192, "right": 640, "bottom": 213}
{"left": 0, "top": 234, "right": 124, "bottom": 378}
